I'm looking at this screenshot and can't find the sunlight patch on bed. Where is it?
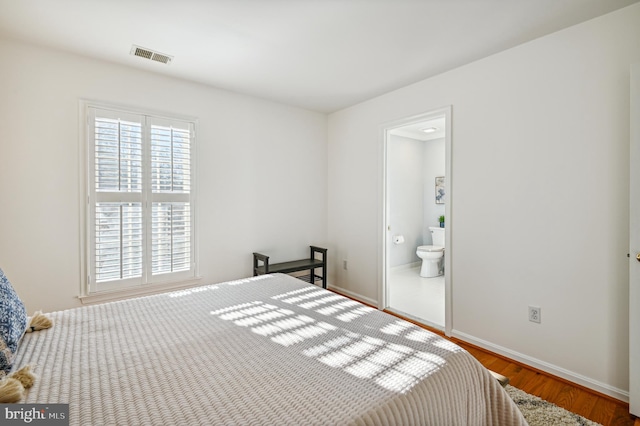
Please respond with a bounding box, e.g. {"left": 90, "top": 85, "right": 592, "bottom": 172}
{"left": 341, "top": 340, "right": 380, "bottom": 359}
{"left": 168, "top": 284, "right": 218, "bottom": 298}
{"left": 227, "top": 275, "right": 272, "bottom": 286}
{"left": 319, "top": 350, "right": 356, "bottom": 368}
{"left": 404, "top": 329, "right": 438, "bottom": 343}
{"left": 279, "top": 290, "right": 327, "bottom": 304}
{"left": 314, "top": 335, "right": 446, "bottom": 393}
{"left": 376, "top": 369, "right": 418, "bottom": 392}
{"left": 336, "top": 306, "right": 375, "bottom": 322}
{"left": 271, "top": 323, "right": 334, "bottom": 347}
{"left": 254, "top": 310, "right": 289, "bottom": 322}
{"left": 219, "top": 305, "right": 273, "bottom": 321}
{"left": 210, "top": 298, "right": 448, "bottom": 395}
{"left": 395, "top": 354, "right": 442, "bottom": 377}
{"left": 255, "top": 315, "right": 314, "bottom": 334}
{"left": 299, "top": 295, "right": 344, "bottom": 309}
{"left": 274, "top": 291, "right": 376, "bottom": 325}
{"left": 432, "top": 339, "right": 462, "bottom": 353}
{"left": 367, "top": 347, "right": 405, "bottom": 367}
{"left": 302, "top": 335, "right": 355, "bottom": 357}
{"left": 271, "top": 287, "right": 318, "bottom": 299}
{"left": 210, "top": 301, "right": 262, "bottom": 316}
{"left": 344, "top": 359, "right": 387, "bottom": 379}
{"left": 380, "top": 320, "right": 413, "bottom": 336}
{"left": 315, "top": 300, "right": 360, "bottom": 316}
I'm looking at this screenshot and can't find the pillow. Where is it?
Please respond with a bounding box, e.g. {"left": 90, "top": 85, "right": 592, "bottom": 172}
{"left": 0, "top": 268, "right": 27, "bottom": 378}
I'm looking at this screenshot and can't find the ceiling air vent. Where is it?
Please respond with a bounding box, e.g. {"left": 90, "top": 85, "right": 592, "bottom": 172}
{"left": 130, "top": 45, "right": 173, "bottom": 65}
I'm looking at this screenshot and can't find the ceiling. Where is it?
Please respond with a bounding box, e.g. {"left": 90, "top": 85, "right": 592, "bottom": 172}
{"left": 391, "top": 117, "right": 446, "bottom": 142}
{"left": 0, "top": 0, "right": 638, "bottom": 113}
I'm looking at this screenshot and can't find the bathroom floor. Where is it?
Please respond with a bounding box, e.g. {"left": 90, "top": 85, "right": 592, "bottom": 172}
{"left": 388, "top": 265, "right": 445, "bottom": 328}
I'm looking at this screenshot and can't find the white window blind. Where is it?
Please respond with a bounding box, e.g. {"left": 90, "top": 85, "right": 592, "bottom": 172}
{"left": 87, "top": 106, "right": 196, "bottom": 294}
{"left": 95, "top": 202, "right": 143, "bottom": 282}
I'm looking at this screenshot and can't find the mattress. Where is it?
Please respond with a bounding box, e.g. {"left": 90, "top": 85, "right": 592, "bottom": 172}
{"left": 13, "top": 273, "right": 527, "bottom": 425}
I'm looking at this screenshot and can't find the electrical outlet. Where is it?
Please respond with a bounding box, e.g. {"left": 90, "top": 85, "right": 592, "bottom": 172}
{"left": 529, "top": 306, "right": 541, "bottom": 323}
{"left": 343, "top": 260, "right": 348, "bottom": 270}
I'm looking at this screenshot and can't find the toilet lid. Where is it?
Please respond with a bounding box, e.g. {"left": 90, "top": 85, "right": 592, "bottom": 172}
{"left": 417, "top": 245, "right": 444, "bottom": 252}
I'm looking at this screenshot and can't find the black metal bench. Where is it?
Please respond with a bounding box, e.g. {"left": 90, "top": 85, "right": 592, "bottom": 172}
{"left": 253, "top": 246, "right": 327, "bottom": 288}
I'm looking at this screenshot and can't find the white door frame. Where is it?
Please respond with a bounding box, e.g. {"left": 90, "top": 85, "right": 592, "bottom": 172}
{"left": 629, "top": 63, "right": 640, "bottom": 416}
{"left": 379, "top": 106, "right": 453, "bottom": 336}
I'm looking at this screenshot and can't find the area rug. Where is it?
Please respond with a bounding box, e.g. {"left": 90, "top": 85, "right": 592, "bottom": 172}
{"left": 506, "top": 385, "right": 601, "bottom": 426}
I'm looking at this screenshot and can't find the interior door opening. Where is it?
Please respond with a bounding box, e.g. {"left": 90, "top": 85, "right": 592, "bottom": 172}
{"left": 380, "top": 107, "right": 452, "bottom": 335}
{"left": 629, "top": 63, "right": 639, "bottom": 417}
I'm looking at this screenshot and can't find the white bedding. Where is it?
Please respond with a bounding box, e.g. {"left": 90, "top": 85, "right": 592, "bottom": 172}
{"left": 14, "top": 274, "right": 526, "bottom": 425}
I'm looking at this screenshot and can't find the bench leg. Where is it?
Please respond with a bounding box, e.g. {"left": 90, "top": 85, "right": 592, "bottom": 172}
{"left": 322, "top": 264, "right": 326, "bottom": 289}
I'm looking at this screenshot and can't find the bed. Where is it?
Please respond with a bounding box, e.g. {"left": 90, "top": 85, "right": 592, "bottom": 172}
{"left": 12, "top": 273, "right": 526, "bottom": 425}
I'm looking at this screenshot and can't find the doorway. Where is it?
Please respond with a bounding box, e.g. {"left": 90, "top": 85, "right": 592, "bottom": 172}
{"left": 380, "top": 107, "right": 452, "bottom": 335}
{"left": 629, "top": 63, "right": 639, "bottom": 417}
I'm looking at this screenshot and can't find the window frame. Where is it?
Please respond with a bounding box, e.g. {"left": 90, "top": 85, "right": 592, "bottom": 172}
{"left": 81, "top": 101, "right": 198, "bottom": 296}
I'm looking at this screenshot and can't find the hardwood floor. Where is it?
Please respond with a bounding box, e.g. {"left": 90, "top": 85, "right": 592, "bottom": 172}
{"left": 328, "top": 287, "right": 634, "bottom": 425}
{"left": 388, "top": 311, "right": 636, "bottom": 426}
{"left": 456, "top": 340, "right": 634, "bottom": 426}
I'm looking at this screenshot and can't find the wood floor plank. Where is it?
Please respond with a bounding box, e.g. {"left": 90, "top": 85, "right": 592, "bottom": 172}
{"left": 552, "top": 384, "right": 581, "bottom": 413}
{"left": 519, "top": 371, "right": 548, "bottom": 396}
{"left": 573, "top": 388, "right": 600, "bottom": 419}
{"left": 507, "top": 366, "right": 538, "bottom": 390}
{"left": 589, "top": 398, "right": 618, "bottom": 425}
{"left": 611, "top": 405, "right": 636, "bottom": 426}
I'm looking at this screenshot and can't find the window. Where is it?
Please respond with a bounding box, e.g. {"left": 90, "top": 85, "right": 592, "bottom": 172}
{"left": 86, "top": 106, "right": 196, "bottom": 294}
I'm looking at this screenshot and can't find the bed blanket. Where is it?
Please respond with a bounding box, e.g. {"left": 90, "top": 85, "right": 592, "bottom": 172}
{"left": 14, "top": 274, "right": 526, "bottom": 425}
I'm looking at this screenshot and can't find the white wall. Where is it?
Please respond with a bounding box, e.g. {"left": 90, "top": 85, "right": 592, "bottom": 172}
{"left": 387, "top": 135, "right": 423, "bottom": 267}
{"left": 423, "top": 137, "right": 445, "bottom": 237}
{"left": 0, "top": 38, "right": 327, "bottom": 313}
{"left": 328, "top": 4, "right": 640, "bottom": 399}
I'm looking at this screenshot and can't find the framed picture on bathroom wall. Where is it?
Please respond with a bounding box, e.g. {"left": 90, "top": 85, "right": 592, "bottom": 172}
{"left": 435, "top": 176, "right": 445, "bottom": 204}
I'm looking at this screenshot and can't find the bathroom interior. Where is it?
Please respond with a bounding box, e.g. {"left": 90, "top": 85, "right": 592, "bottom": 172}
{"left": 386, "top": 115, "right": 446, "bottom": 329}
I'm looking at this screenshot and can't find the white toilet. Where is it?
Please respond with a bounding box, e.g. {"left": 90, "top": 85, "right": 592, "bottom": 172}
{"left": 416, "top": 227, "right": 445, "bottom": 278}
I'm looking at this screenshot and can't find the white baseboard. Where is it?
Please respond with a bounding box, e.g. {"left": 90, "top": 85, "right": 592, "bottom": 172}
{"left": 327, "top": 284, "right": 378, "bottom": 307}
{"left": 452, "top": 330, "right": 629, "bottom": 403}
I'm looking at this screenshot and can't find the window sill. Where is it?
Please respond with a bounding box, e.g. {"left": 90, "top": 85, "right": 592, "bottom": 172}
{"left": 78, "top": 276, "right": 204, "bottom": 305}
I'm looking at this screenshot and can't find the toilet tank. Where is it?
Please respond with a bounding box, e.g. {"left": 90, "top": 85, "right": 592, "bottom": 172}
{"left": 428, "top": 226, "right": 445, "bottom": 247}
